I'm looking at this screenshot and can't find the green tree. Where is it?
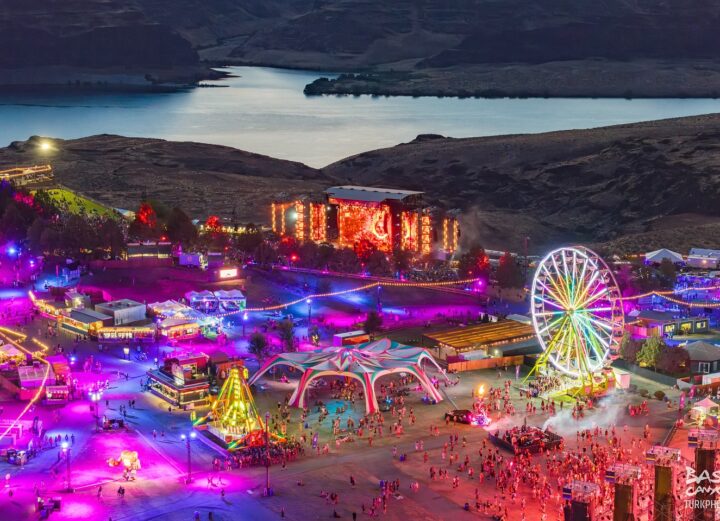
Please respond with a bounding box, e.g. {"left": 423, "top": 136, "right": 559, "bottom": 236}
{"left": 619, "top": 332, "right": 641, "bottom": 364}
{"left": 0, "top": 203, "right": 28, "bottom": 241}
{"left": 656, "top": 344, "right": 690, "bottom": 376}
{"left": 658, "top": 258, "right": 677, "bottom": 289}
{"left": 309, "top": 325, "right": 320, "bottom": 346}
{"left": 637, "top": 334, "right": 664, "bottom": 369}
{"left": 254, "top": 242, "right": 277, "bottom": 268}
{"left": 248, "top": 332, "right": 270, "bottom": 361}
{"left": 363, "top": 311, "right": 383, "bottom": 336}
{"left": 277, "top": 319, "right": 296, "bottom": 352}
{"left": 99, "top": 218, "right": 126, "bottom": 258}
{"left": 165, "top": 207, "right": 197, "bottom": 245}
{"left": 366, "top": 250, "right": 393, "bottom": 276}
{"left": 392, "top": 247, "right": 412, "bottom": 275}
{"left": 235, "top": 230, "right": 263, "bottom": 254}
{"left": 26, "top": 217, "right": 46, "bottom": 252}
{"left": 329, "top": 247, "right": 361, "bottom": 273}
{"left": 458, "top": 245, "right": 490, "bottom": 278}
{"left": 496, "top": 252, "right": 524, "bottom": 289}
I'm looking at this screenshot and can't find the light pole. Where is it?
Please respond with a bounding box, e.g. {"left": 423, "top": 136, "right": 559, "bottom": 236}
{"left": 242, "top": 312, "right": 248, "bottom": 337}
{"left": 90, "top": 391, "right": 103, "bottom": 431}
{"left": 180, "top": 432, "right": 197, "bottom": 484}
{"left": 61, "top": 442, "right": 72, "bottom": 492}
{"left": 306, "top": 298, "right": 312, "bottom": 323}
{"left": 264, "top": 411, "right": 271, "bottom": 496}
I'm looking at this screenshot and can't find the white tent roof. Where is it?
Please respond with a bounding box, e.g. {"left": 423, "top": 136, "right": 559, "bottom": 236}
{"left": 185, "top": 290, "right": 217, "bottom": 301}
{"left": 693, "top": 397, "right": 720, "bottom": 410}
{"left": 645, "top": 248, "right": 683, "bottom": 264}
{"left": 214, "top": 289, "right": 245, "bottom": 300}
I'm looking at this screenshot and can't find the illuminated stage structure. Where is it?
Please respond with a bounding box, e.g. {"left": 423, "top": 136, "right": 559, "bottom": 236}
{"left": 196, "top": 367, "right": 269, "bottom": 449}
{"left": 562, "top": 480, "right": 604, "bottom": 521}
{"left": 249, "top": 338, "right": 447, "bottom": 414}
{"left": 0, "top": 165, "right": 53, "bottom": 186}
{"left": 528, "top": 246, "right": 624, "bottom": 396}
{"left": 271, "top": 186, "right": 459, "bottom": 257}
{"left": 688, "top": 430, "right": 720, "bottom": 521}
{"left": 645, "top": 445, "right": 690, "bottom": 521}
{"left": 605, "top": 463, "right": 643, "bottom": 521}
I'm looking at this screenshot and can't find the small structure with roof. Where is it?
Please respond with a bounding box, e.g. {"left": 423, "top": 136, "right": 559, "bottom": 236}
{"left": 685, "top": 341, "right": 720, "bottom": 375}
{"left": 687, "top": 248, "right": 720, "bottom": 270}
{"left": 626, "top": 310, "right": 709, "bottom": 338}
{"left": 95, "top": 299, "right": 147, "bottom": 325}
{"left": 423, "top": 319, "right": 537, "bottom": 360}
{"left": 644, "top": 249, "right": 684, "bottom": 265}
{"left": 60, "top": 308, "right": 113, "bottom": 336}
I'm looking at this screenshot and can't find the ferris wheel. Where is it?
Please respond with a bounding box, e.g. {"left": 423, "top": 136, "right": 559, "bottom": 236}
{"left": 530, "top": 246, "right": 624, "bottom": 381}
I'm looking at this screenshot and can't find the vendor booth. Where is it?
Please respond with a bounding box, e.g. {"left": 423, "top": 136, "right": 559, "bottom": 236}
{"left": 185, "top": 290, "right": 219, "bottom": 313}
{"left": 690, "top": 397, "right": 720, "bottom": 425}
{"left": 214, "top": 289, "right": 246, "bottom": 312}
{"left": 158, "top": 317, "right": 200, "bottom": 340}
{"left": 98, "top": 325, "right": 156, "bottom": 343}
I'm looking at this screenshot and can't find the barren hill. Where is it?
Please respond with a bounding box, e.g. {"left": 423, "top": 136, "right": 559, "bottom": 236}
{"left": 4, "top": 114, "right": 720, "bottom": 253}
{"left": 0, "top": 135, "right": 327, "bottom": 222}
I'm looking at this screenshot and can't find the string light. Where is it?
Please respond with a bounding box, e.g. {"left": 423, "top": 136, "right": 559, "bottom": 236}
{"left": 619, "top": 284, "right": 720, "bottom": 304}
{"left": 0, "top": 328, "right": 51, "bottom": 443}
{"left": 217, "top": 277, "right": 485, "bottom": 318}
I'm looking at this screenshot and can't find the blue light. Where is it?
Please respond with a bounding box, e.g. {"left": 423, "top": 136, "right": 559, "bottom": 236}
{"left": 7, "top": 246, "right": 16, "bottom": 255}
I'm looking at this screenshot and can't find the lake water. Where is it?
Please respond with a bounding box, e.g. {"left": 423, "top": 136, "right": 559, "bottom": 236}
{"left": 3, "top": 66, "right": 720, "bottom": 168}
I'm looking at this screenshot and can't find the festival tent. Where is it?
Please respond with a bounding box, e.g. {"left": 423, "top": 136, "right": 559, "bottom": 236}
{"left": 214, "top": 290, "right": 246, "bottom": 312}
{"left": 249, "top": 338, "right": 448, "bottom": 414}
{"left": 690, "top": 397, "right": 720, "bottom": 422}
{"left": 644, "top": 249, "right": 683, "bottom": 265}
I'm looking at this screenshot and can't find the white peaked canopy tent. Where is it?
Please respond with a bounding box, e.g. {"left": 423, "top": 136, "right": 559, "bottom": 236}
{"left": 249, "top": 338, "right": 448, "bottom": 414}
{"left": 644, "top": 249, "right": 683, "bottom": 264}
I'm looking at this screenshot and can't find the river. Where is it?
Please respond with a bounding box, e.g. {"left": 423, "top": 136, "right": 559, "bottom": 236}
{"left": 2, "top": 66, "right": 720, "bottom": 168}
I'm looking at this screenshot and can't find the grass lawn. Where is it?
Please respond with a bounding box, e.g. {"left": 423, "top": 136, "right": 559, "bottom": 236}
{"left": 38, "top": 188, "right": 118, "bottom": 218}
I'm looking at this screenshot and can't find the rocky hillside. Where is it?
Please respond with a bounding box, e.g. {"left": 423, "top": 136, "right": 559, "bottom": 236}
{"left": 323, "top": 114, "right": 720, "bottom": 252}
{"left": 4, "top": 114, "right": 720, "bottom": 254}
{"left": 5, "top": 1, "right": 720, "bottom": 96}
{"left": 0, "top": 135, "right": 327, "bottom": 222}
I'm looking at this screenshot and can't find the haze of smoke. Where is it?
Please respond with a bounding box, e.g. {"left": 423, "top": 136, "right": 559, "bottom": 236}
{"left": 542, "top": 391, "right": 626, "bottom": 436}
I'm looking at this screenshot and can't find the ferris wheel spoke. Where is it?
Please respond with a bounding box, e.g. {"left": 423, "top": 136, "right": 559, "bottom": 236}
{"left": 580, "top": 312, "right": 615, "bottom": 331}
{"left": 536, "top": 279, "right": 570, "bottom": 309}
{"left": 576, "top": 287, "right": 609, "bottom": 312}
{"left": 536, "top": 315, "right": 566, "bottom": 336}
{"left": 574, "top": 270, "right": 602, "bottom": 309}
{"left": 575, "top": 314, "right": 611, "bottom": 362}
{"left": 549, "top": 256, "right": 572, "bottom": 307}
{"left": 540, "top": 265, "right": 571, "bottom": 308}
{"left": 534, "top": 295, "right": 567, "bottom": 311}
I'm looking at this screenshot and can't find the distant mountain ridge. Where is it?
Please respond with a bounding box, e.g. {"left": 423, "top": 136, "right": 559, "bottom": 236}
{"left": 5, "top": 1, "right": 720, "bottom": 95}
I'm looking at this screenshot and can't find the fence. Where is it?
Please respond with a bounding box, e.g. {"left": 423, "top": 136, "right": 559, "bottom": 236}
{"left": 611, "top": 359, "right": 679, "bottom": 387}
{"left": 447, "top": 355, "right": 524, "bottom": 373}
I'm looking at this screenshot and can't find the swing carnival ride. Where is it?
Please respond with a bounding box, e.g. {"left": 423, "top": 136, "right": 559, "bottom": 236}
{"left": 528, "top": 246, "right": 625, "bottom": 397}
{"left": 194, "top": 367, "right": 282, "bottom": 449}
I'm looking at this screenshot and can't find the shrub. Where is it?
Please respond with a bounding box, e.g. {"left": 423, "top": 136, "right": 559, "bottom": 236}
{"left": 639, "top": 388, "right": 649, "bottom": 398}
{"left": 654, "top": 390, "right": 666, "bottom": 401}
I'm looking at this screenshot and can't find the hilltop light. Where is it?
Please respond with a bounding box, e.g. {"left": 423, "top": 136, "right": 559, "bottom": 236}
{"left": 38, "top": 140, "right": 54, "bottom": 152}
